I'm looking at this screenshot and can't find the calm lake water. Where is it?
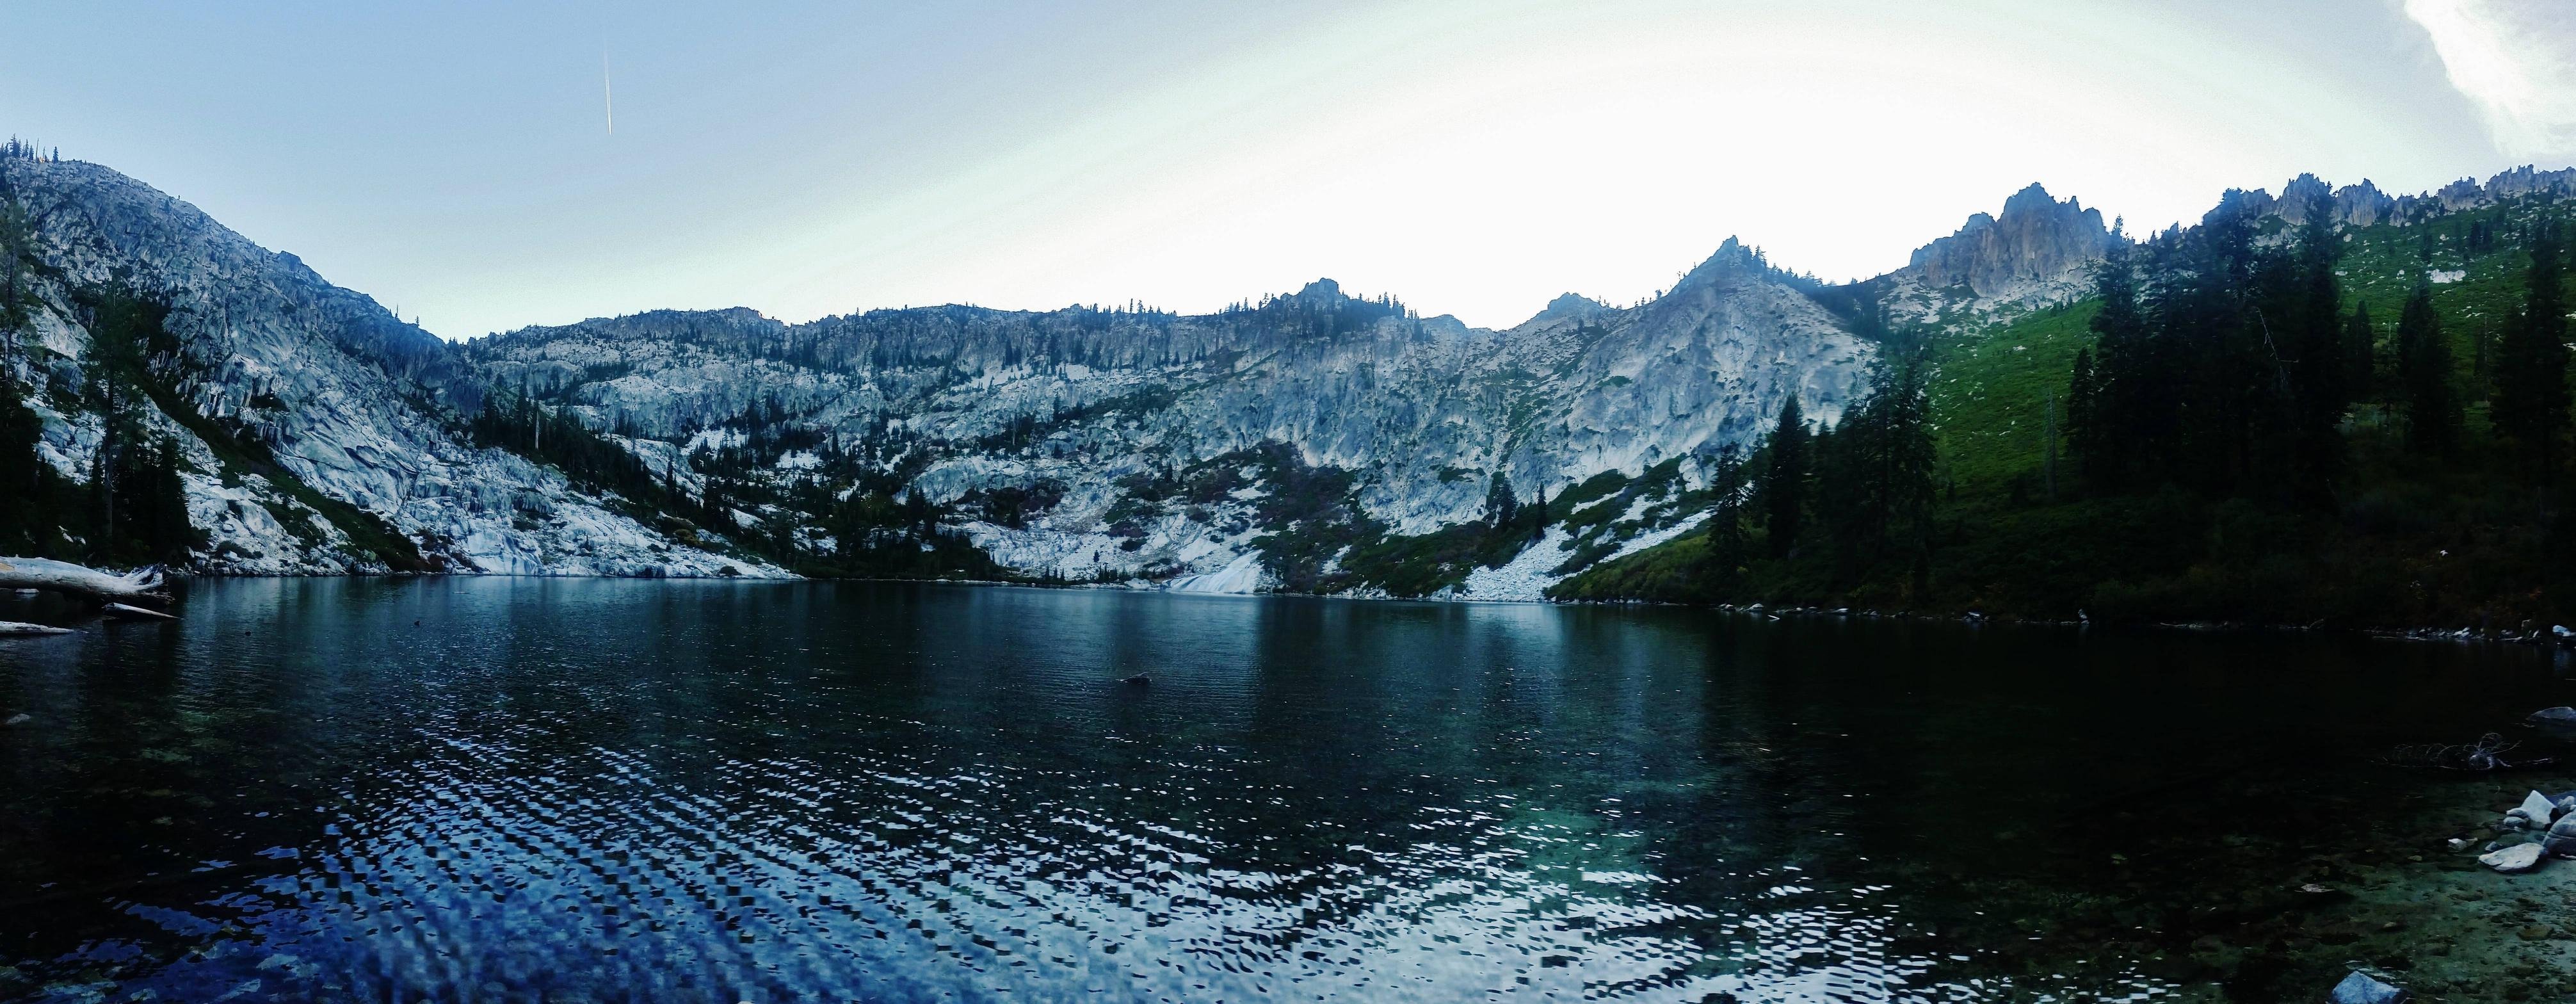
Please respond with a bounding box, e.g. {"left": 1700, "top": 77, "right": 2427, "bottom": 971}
{"left": 2, "top": 579, "right": 2570, "bottom": 1002}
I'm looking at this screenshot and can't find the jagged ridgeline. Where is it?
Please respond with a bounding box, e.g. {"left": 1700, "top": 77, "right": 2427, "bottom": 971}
{"left": 460, "top": 254, "right": 1870, "bottom": 595}
{"left": 1561, "top": 170, "right": 2576, "bottom": 628}
{"left": 5, "top": 143, "right": 2574, "bottom": 620}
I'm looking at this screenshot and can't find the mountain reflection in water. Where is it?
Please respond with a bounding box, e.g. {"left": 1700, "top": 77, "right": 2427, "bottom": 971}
{"left": 0, "top": 579, "right": 2561, "bottom": 1001}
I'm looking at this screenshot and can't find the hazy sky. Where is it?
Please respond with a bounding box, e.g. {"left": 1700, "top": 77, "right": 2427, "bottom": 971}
{"left": 4, "top": 1, "right": 2570, "bottom": 337}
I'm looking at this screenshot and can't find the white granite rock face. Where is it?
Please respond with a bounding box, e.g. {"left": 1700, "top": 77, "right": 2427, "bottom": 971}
{"left": 472, "top": 241, "right": 1875, "bottom": 585}
{"left": 24, "top": 153, "right": 2563, "bottom": 589}
{"left": 1, "top": 158, "right": 785, "bottom": 578}
{"left": 1905, "top": 183, "right": 2116, "bottom": 302}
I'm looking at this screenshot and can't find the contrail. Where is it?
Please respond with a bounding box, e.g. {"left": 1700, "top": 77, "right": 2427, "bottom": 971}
{"left": 603, "top": 50, "right": 613, "bottom": 136}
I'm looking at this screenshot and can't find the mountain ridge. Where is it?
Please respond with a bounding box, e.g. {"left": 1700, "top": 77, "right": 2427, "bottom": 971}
{"left": 6, "top": 152, "right": 2573, "bottom": 595}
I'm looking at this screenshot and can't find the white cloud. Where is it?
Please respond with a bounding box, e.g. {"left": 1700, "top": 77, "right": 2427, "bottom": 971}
{"left": 2403, "top": 0, "right": 2576, "bottom": 165}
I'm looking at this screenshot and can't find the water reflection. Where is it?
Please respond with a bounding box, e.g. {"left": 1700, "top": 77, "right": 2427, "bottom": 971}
{"left": 0, "top": 580, "right": 2562, "bottom": 1001}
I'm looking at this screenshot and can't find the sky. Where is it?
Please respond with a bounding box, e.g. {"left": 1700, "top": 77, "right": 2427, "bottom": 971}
{"left": 3, "top": 1, "right": 2571, "bottom": 338}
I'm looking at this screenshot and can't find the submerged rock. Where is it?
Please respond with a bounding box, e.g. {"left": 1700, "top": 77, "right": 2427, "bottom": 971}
{"left": 2545, "top": 815, "right": 2576, "bottom": 857}
{"left": 2481, "top": 842, "right": 2547, "bottom": 873}
{"left": 2507, "top": 790, "right": 2560, "bottom": 829}
{"left": 2330, "top": 971, "right": 2409, "bottom": 1004}
{"left": 2530, "top": 706, "right": 2576, "bottom": 736}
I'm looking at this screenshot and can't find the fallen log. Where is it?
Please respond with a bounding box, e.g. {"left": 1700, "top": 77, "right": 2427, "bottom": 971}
{"left": 0, "top": 557, "right": 168, "bottom": 605}
{"left": 102, "top": 603, "right": 176, "bottom": 621}
{"left": 0, "top": 620, "right": 73, "bottom": 636}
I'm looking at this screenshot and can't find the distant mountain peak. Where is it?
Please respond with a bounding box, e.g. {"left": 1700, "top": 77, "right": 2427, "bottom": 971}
{"left": 2000, "top": 181, "right": 2070, "bottom": 215}
{"left": 1290, "top": 278, "right": 1344, "bottom": 303}
{"left": 1905, "top": 184, "right": 2111, "bottom": 300}
{"left": 1522, "top": 292, "right": 1611, "bottom": 327}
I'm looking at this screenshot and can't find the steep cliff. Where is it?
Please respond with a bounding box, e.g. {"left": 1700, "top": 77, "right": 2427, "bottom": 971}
{"left": 0, "top": 157, "right": 784, "bottom": 577}
{"left": 469, "top": 238, "right": 1873, "bottom": 590}
{"left": 1903, "top": 183, "right": 2116, "bottom": 302}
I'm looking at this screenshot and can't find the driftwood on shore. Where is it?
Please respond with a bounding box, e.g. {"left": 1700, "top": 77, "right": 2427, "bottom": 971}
{"left": 0, "top": 620, "right": 73, "bottom": 636}
{"left": 0, "top": 557, "right": 168, "bottom": 605}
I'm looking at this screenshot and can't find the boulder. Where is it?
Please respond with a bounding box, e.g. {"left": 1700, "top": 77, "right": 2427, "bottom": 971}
{"left": 2514, "top": 790, "right": 2559, "bottom": 825}
{"left": 2530, "top": 706, "right": 2576, "bottom": 735}
{"left": 2331, "top": 971, "right": 2409, "bottom": 1004}
{"left": 2546, "top": 816, "right": 2576, "bottom": 857}
{"left": 2481, "top": 842, "right": 2547, "bottom": 873}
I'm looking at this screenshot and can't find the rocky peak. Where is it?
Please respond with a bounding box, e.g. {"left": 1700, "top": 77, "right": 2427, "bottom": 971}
{"left": 1524, "top": 292, "right": 1611, "bottom": 327}
{"left": 1674, "top": 237, "right": 1780, "bottom": 289}
{"left": 2255, "top": 166, "right": 2575, "bottom": 229}
{"left": 2266, "top": 174, "right": 2395, "bottom": 228}
{"left": 1287, "top": 278, "right": 1346, "bottom": 305}
{"left": 1905, "top": 183, "right": 2112, "bottom": 300}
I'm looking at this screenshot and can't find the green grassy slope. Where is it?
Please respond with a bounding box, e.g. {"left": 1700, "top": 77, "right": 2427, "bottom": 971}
{"left": 1554, "top": 195, "right": 2576, "bottom": 627}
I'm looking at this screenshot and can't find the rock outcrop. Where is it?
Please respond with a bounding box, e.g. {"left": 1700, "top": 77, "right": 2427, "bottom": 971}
{"left": 1885, "top": 165, "right": 2576, "bottom": 321}
{"left": 0, "top": 157, "right": 785, "bottom": 578}
{"left": 473, "top": 237, "right": 1873, "bottom": 581}
{"left": 1903, "top": 183, "right": 2114, "bottom": 302}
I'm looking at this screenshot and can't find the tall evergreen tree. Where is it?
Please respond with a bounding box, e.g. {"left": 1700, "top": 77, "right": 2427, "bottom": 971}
{"left": 108, "top": 434, "right": 199, "bottom": 564}
{"left": 2395, "top": 278, "right": 2459, "bottom": 457}
{"left": 1809, "top": 339, "right": 1937, "bottom": 582}
{"left": 1762, "top": 394, "right": 1808, "bottom": 557}
{"left": 2346, "top": 301, "right": 2378, "bottom": 406}
{"left": 2492, "top": 224, "right": 2569, "bottom": 478}
{"left": 2280, "top": 204, "right": 2349, "bottom": 500}
{"left": 0, "top": 386, "right": 48, "bottom": 553}
{"left": 2073, "top": 238, "right": 2171, "bottom": 489}
{"left": 2066, "top": 346, "right": 2099, "bottom": 479}
{"left": 1696, "top": 448, "right": 1749, "bottom": 599}
{"left": 1482, "top": 473, "right": 1517, "bottom": 528}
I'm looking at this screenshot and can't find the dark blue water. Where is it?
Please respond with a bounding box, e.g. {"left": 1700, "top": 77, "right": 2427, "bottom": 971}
{"left": 0, "top": 579, "right": 2564, "bottom": 1001}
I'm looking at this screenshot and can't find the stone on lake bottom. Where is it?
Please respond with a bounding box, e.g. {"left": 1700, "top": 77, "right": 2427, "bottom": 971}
{"left": 2547, "top": 816, "right": 2576, "bottom": 857}
{"left": 2529, "top": 706, "right": 2576, "bottom": 733}
{"left": 2481, "top": 842, "right": 2547, "bottom": 873}
{"left": 2331, "top": 970, "right": 2409, "bottom": 1004}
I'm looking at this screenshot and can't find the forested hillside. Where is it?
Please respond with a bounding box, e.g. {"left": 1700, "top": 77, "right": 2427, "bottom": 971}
{"left": 1561, "top": 189, "right": 2576, "bottom": 629}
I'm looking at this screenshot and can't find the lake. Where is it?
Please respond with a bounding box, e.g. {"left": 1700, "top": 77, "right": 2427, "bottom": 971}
{"left": 3, "top": 579, "right": 2570, "bottom": 1002}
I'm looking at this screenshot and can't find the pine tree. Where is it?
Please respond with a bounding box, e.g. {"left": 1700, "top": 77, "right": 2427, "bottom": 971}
{"left": 2395, "top": 278, "right": 2459, "bottom": 457}
{"left": 1482, "top": 473, "right": 1517, "bottom": 528}
{"left": 111, "top": 435, "right": 199, "bottom": 563}
{"left": 2491, "top": 225, "right": 2569, "bottom": 478}
{"left": 2282, "top": 206, "right": 2348, "bottom": 501}
{"left": 1696, "top": 449, "right": 1749, "bottom": 598}
{"left": 1805, "top": 340, "right": 1936, "bottom": 583}
{"left": 0, "top": 385, "right": 48, "bottom": 553}
{"left": 2346, "top": 302, "right": 2378, "bottom": 405}
{"left": 1763, "top": 394, "right": 1807, "bottom": 557}
{"left": 2066, "top": 346, "right": 2099, "bottom": 480}
{"left": 2076, "top": 239, "right": 2166, "bottom": 489}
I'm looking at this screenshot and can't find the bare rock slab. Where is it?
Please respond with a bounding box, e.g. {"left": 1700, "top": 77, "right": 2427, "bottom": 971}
{"left": 2481, "top": 842, "right": 2547, "bottom": 873}
{"left": 2331, "top": 971, "right": 2408, "bottom": 1004}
